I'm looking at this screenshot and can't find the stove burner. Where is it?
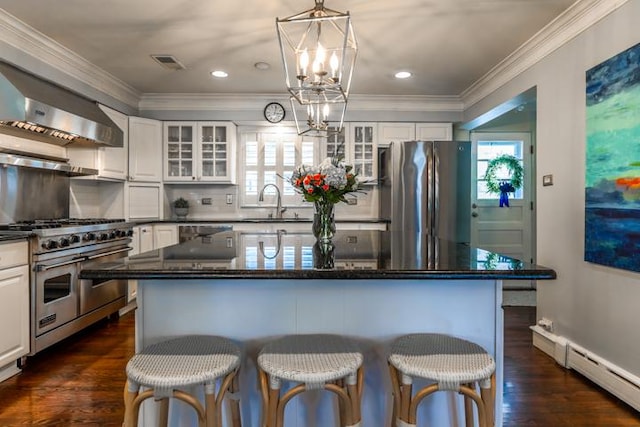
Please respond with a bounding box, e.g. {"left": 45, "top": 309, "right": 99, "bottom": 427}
{"left": 0, "top": 218, "right": 126, "bottom": 231}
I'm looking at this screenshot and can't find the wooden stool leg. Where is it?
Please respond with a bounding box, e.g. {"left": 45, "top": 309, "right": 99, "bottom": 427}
{"left": 123, "top": 380, "right": 138, "bottom": 427}
{"left": 157, "top": 398, "right": 169, "bottom": 427}
{"left": 464, "top": 383, "right": 474, "bottom": 427}
{"left": 267, "top": 383, "right": 280, "bottom": 427}
{"left": 480, "top": 374, "right": 495, "bottom": 427}
{"left": 228, "top": 372, "right": 242, "bottom": 427}
{"left": 204, "top": 382, "right": 216, "bottom": 427}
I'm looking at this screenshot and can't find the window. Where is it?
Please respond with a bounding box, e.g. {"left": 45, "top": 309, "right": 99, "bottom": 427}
{"left": 476, "top": 140, "right": 523, "bottom": 200}
{"left": 240, "top": 128, "right": 319, "bottom": 207}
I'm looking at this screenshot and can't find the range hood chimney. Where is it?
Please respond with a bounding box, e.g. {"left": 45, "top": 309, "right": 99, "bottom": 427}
{"left": 0, "top": 62, "right": 124, "bottom": 148}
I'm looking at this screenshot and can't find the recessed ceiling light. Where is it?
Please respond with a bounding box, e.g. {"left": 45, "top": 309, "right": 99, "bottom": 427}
{"left": 211, "top": 70, "right": 228, "bottom": 78}
{"left": 395, "top": 71, "right": 412, "bottom": 79}
{"left": 254, "top": 62, "right": 270, "bottom": 70}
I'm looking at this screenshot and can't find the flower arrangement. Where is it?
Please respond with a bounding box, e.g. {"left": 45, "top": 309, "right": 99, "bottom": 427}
{"left": 289, "top": 157, "right": 362, "bottom": 204}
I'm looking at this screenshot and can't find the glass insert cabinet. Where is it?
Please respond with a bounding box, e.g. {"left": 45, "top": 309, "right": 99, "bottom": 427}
{"left": 163, "top": 122, "right": 236, "bottom": 183}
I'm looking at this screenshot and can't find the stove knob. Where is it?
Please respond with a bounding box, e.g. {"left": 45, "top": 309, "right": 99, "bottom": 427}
{"left": 126, "top": 229, "right": 134, "bottom": 237}
{"left": 98, "top": 233, "right": 109, "bottom": 241}
{"left": 115, "top": 230, "right": 125, "bottom": 238}
{"left": 108, "top": 231, "right": 117, "bottom": 239}
{"left": 58, "top": 237, "right": 70, "bottom": 247}
{"left": 83, "top": 232, "right": 96, "bottom": 242}
{"left": 42, "top": 240, "right": 58, "bottom": 250}
{"left": 69, "top": 234, "right": 80, "bottom": 244}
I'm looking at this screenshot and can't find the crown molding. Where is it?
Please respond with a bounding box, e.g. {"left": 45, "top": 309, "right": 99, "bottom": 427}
{"left": 461, "top": 0, "right": 630, "bottom": 109}
{"left": 139, "top": 93, "right": 464, "bottom": 112}
{"left": 0, "top": 9, "right": 141, "bottom": 107}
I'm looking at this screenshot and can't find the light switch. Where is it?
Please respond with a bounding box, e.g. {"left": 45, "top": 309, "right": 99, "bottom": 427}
{"left": 226, "top": 194, "right": 233, "bottom": 204}
{"left": 542, "top": 175, "right": 553, "bottom": 186}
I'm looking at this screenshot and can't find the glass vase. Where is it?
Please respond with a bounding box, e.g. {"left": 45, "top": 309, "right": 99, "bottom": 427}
{"left": 312, "top": 200, "right": 336, "bottom": 243}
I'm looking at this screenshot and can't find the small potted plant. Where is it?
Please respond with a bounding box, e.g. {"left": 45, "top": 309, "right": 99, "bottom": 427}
{"left": 173, "top": 197, "right": 189, "bottom": 219}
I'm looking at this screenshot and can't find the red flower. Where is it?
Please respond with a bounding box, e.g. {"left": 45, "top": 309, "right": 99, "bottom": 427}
{"left": 322, "top": 184, "right": 329, "bottom": 191}
{"left": 307, "top": 187, "right": 314, "bottom": 194}
{"left": 303, "top": 175, "right": 311, "bottom": 185}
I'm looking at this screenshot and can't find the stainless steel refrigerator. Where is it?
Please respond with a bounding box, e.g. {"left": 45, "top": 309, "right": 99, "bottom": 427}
{"left": 379, "top": 140, "right": 471, "bottom": 267}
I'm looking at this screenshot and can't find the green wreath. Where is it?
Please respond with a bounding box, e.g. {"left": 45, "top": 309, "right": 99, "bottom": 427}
{"left": 484, "top": 154, "right": 523, "bottom": 194}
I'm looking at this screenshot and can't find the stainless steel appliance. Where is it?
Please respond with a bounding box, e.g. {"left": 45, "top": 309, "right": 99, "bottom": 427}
{"left": 379, "top": 140, "right": 471, "bottom": 266}
{"left": 0, "top": 219, "right": 133, "bottom": 355}
{"left": 0, "top": 61, "right": 124, "bottom": 148}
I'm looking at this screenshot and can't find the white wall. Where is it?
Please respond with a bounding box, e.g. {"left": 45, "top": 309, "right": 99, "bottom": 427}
{"left": 465, "top": 1, "right": 640, "bottom": 376}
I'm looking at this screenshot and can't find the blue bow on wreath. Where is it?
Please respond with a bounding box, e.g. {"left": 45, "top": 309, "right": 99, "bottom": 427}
{"left": 499, "top": 181, "right": 515, "bottom": 207}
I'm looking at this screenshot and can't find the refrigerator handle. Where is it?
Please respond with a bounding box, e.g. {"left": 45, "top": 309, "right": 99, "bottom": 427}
{"left": 431, "top": 142, "right": 439, "bottom": 236}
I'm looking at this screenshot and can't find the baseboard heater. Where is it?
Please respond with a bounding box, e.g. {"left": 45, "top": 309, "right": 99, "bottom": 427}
{"left": 531, "top": 326, "right": 640, "bottom": 412}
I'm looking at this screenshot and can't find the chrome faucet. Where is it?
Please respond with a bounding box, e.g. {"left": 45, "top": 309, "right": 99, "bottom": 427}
{"left": 258, "top": 183, "right": 286, "bottom": 219}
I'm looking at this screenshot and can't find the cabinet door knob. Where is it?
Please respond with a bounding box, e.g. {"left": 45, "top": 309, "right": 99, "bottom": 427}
{"left": 472, "top": 212, "right": 479, "bottom": 217}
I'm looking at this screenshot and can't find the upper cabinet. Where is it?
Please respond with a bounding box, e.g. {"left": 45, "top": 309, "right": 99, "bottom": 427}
{"left": 164, "top": 122, "right": 236, "bottom": 184}
{"left": 129, "top": 117, "right": 163, "bottom": 182}
{"left": 320, "top": 123, "right": 377, "bottom": 182}
{"left": 67, "top": 104, "right": 129, "bottom": 180}
{"left": 349, "top": 123, "right": 377, "bottom": 182}
{"left": 378, "top": 122, "right": 452, "bottom": 147}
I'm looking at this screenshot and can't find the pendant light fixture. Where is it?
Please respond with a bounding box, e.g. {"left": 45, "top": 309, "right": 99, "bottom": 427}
{"left": 276, "top": 0, "right": 357, "bottom": 135}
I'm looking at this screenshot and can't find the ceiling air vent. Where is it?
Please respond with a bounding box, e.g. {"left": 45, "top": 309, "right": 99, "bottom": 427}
{"left": 151, "top": 55, "right": 186, "bottom": 70}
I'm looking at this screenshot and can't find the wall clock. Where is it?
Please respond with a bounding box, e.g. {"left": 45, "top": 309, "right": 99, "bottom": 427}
{"left": 264, "top": 102, "right": 285, "bottom": 123}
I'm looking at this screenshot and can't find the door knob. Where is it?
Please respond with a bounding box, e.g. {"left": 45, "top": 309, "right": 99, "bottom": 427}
{"left": 472, "top": 203, "right": 478, "bottom": 208}
{"left": 472, "top": 212, "right": 479, "bottom": 217}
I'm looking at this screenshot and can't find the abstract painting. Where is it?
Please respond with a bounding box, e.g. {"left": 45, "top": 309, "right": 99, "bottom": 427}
{"left": 585, "top": 42, "right": 640, "bottom": 273}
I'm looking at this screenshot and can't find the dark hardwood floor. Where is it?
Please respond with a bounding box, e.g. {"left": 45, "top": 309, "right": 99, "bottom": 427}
{"left": 0, "top": 307, "right": 638, "bottom": 426}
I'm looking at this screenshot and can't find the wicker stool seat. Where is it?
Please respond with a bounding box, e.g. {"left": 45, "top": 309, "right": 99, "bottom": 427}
{"left": 388, "top": 333, "right": 496, "bottom": 427}
{"left": 123, "top": 335, "right": 242, "bottom": 427}
{"left": 258, "top": 334, "right": 364, "bottom": 427}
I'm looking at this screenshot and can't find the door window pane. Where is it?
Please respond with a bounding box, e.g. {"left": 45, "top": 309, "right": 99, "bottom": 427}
{"left": 477, "top": 140, "right": 523, "bottom": 200}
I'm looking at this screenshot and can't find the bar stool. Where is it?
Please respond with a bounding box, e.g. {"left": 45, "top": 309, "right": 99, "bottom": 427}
{"left": 123, "top": 335, "right": 242, "bottom": 427}
{"left": 257, "top": 334, "right": 364, "bottom": 427}
{"left": 388, "top": 333, "right": 496, "bottom": 427}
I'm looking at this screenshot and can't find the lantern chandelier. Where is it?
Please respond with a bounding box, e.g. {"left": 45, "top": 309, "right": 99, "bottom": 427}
{"left": 276, "top": 0, "right": 357, "bottom": 135}
{"left": 289, "top": 97, "right": 347, "bottom": 137}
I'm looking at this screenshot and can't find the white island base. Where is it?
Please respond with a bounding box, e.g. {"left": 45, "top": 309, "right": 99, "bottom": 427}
{"left": 134, "top": 278, "right": 504, "bottom": 427}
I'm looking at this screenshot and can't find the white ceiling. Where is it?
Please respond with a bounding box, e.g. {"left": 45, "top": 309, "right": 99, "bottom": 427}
{"left": 0, "top": 0, "right": 577, "bottom": 97}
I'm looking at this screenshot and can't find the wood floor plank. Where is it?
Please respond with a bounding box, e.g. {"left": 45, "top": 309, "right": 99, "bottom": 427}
{"left": 0, "top": 307, "right": 638, "bottom": 426}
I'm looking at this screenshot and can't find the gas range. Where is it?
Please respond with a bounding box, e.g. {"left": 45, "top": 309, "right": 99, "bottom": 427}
{"left": 0, "top": 218, "right": 136, "bottom": 356}
{"left": 0, "top": 218, "right": 134, "bottom": 254}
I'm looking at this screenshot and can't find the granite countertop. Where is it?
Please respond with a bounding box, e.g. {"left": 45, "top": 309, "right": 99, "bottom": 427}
{"left": 80, "top": 229, "right": 556, "bottom": 281}
{"left": 142, "top": 218, "right": 390, "bottom": 224}
{"left": 0, "top": 233, "right": 30, "bottom": 242}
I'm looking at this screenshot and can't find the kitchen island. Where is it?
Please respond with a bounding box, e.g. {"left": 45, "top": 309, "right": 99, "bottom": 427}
{"left": 81, "top": 229, "right": 555, "bottom": 427}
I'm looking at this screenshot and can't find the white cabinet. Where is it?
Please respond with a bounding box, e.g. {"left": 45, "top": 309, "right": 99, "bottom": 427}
{"left": 153, "top": 225, "right": 178, "bottom": 249}
{"left": 416, "top": 123, "right": 452, "bottom": 141}
{"left": 378, "top": 122, "right": 416, "bottom": 147}
{"left": 349, "top": 123, "right": 377, "bottom": 182}
{"left": 67, "top": 104, "right": 129, "bottom": 180}
{"left": 138, "top": 225, "right": 155, "bottom": 253}
{"left": 322, "top": 123, "right": 377, "bottom": 182}
{"left": 126, "top": 183, "right": 162, "bottom": 221}
{"left": 0, "top": 241, "right": 29, "bottom": 379}
{"left": 129, "top": 117, "right": 163, "bottom": 182}
{"left": 378, "top": 122, "right": 452, "bottom": 146}
{"left": 164, "top": 122, "right": 236, "bottom": 183}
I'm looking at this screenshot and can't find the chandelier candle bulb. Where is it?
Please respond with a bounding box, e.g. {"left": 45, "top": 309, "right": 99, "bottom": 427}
{"left": 330, "top": 52, "right": 339, "bottom": 80}
{"left": 299, "top": 49, "right": 309, "bottom": 78}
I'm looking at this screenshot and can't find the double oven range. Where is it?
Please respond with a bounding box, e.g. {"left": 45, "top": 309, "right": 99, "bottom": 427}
{"left": 1, "top": 218, "right": 134, "bottom": 355}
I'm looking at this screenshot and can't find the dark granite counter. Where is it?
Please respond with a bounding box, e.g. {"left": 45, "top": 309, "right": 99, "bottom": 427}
{"left": 80, "top": 229, "right": 556, "bottom": 281}
{"left": 0, "top": 233, "right": 29, "bottom": 243}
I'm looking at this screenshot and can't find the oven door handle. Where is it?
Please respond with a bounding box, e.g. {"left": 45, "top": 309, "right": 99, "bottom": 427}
{"left": 35, "top": 258, "right": 83, "bottom": 272}
{"left": 85, "top": 247, "right": 132, "bottom": 260}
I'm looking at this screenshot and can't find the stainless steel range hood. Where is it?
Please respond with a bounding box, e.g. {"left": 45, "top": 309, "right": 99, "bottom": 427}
{"left": 0, "top": 62, "right": 124, "bottom": 148}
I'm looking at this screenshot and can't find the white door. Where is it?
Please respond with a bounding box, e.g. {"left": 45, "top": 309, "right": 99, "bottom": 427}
{"left": 470, "top": 132, "right": 534, "bottom": 276}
